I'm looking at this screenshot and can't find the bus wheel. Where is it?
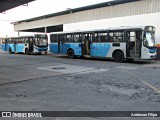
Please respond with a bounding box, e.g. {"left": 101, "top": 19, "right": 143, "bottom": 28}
{"left": 114, "top": 51, "right": 124, "bottom": 62}
{"left": 67, "top": 49, "right": 75, "bottom": 59}
{"left": 25, "top": 49, "right": 30, "bottom": 55}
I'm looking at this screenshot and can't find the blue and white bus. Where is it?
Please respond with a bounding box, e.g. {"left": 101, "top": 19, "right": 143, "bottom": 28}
{"left": 49, "top": 26, "right": 157, "bottom": 62}
{"left": 2, "top": 34, "right": 48, "bottom": 55}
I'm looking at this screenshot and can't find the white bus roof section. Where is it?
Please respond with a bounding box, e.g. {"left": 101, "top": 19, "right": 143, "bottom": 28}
{"left": 50, "top": 26, "right": 151, "bottom": 35}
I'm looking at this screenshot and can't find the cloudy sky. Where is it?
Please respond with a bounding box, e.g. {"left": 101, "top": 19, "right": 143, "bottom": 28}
{"left": 0, "top": 0, "right": 110, "bottom": 37}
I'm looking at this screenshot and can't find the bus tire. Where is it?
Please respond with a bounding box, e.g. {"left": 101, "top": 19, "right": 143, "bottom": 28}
{"left": 25, "top": 48, "right": 30, "bottom": 55}
{"left": 67, "top": 49, "right": 75, "bottom": 59}
{"left": 113, "top": 51, "right": 124, "bottom": 62}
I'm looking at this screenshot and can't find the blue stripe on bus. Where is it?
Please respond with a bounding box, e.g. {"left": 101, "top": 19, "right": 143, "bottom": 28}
{"left": 50, "top": 43, "right": 58, "bottom": 54}
{"left": 91, "top": 43, "right": 111, "bottom": 57}
{"left": 64, "top": 43, "right": 82, "bottom": 55}
{"left": 1, "top": 44, "right": 6, "bottom": 51}
{"left": 50, "top": 43, "right": 82, "bottom": 55}
{"left": 50, "top": 43, "right": 111, "bottom": 57}
{"left": 16, "top": 44, "right": 25, "bottom": 52}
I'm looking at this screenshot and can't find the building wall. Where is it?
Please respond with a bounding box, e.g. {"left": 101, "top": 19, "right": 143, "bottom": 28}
{"left": 14, "top": 0, "right": 160, "bottom": 31}
{"left": 64, "top": 12, "right": 160, "bottom": 44}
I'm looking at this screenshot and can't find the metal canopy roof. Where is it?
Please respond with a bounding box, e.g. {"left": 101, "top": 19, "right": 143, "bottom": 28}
{"left": 0, "top": 0, "right": 35, "bottom": 13}
{"left": 14, "top": 0, "right": 141, "bottom": 24}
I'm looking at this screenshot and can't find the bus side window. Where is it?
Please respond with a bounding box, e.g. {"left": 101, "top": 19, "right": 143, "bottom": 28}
{"left": 101, "top": 32, "right": 108, "bottom": 42}
{"left": 66, "top": 34, "right": 73, "bottom": 43}
{"left": 2, "top": 38, "right": 5, "bottom": 44}
{"left": 109, "top": 33, "right": 114, "bottom": 42}
{"left": 74, "top": 34, "right": 77, "bottom": 43}
{"left": 50, "top": 35, "right": 58, "bottom": 43}
{"left": 109, "top": 32, "right": 124, "bottom": 42}
{"left": 93, "top": 33, "right": 99, "bottom": 43}
{"left": 25, "top": 38, "right": 29, "bottom": 43}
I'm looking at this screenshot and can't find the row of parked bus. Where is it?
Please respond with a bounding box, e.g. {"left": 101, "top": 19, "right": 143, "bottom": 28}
{"left": 1, "top": 26, "right": 157, "bottom": 62}
{"left": 1, "top": 34, "right": 48, "bottom": 55}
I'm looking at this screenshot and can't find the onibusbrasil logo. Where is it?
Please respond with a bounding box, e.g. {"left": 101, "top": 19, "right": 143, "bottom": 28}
{"left": 2, "top": 112, "right": 42, "bottom": 118}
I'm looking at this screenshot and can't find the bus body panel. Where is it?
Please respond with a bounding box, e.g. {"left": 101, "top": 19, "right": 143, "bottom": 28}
{"left": 141, "top": 45, "right": 157, "bottom": 59}
{"left": 90, "top": 43, "right": 111, "bottom": 57}
{"left": 49, "top": 43, "right": 58, "bottom": 54}
{"left": 65, "top": 43, "right": 82, "bottom": 56}
{"left": 16, "top": 44, "right": 25, "bottom": 53}
{"left": 1, "top": 44, "right": 6, "bottom": 51}
{"left": 50, "top": 43, "right": 82, "bottom": 56}
{"left": 90, "top": 43, "right": 126, "bottom": 58}
{"left": 50, "top": 42, "right": 126, "bottom": 58}
{"left": 4, "top": 43, "right": 14, "bottom": 51}
{"left": 9, "top": 44, "right": 15, "bottom": 52}
{"left": 6, "top": 44, "right": 10, "bottom": 51}
{"left": 33, "top": 46, "right": 48, "bottom": 53}
{"left": 108, "top": 43, "right": 126, "bottom": 58}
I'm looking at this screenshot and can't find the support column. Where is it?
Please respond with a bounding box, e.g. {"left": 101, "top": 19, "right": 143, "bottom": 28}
{"left": 45, "top": 27, "right": 47, "bottom": 35}
{"left": 18, "top": 31, "right": 20, "bottom": 36}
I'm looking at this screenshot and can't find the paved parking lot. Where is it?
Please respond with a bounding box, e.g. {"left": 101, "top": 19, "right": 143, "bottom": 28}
{"left": 0, "top": 51, "right": 160, "bottom": 120}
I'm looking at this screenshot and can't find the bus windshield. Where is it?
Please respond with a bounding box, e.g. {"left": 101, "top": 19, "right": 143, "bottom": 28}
{"left": 34, "top": 37, "right": 48, "bottom": 46}
{"left": 144, "top": 32, "right": 155, "bottom": 47}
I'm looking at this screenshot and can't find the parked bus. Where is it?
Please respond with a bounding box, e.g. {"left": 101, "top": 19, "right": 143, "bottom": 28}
{"left": 49, "top": 26, "right": 157, "bottom": 62}
{"left": 1, "top": 34, "right": 48, "bottom": 55}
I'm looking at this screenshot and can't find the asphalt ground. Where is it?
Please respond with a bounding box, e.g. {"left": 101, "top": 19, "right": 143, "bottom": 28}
{"left": 0, "top": 51, "right": 160, "bottom": 120}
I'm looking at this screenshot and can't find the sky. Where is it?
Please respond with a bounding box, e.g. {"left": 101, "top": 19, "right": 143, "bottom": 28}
{"left": 0, "top": 0, "right": 110, "bottom": 37}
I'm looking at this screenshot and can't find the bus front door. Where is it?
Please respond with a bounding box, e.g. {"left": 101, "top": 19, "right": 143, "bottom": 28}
{"left": 29, "top": 38, "right": 34, "bottom": 52}
{"left": 82, "top": 34, "right": 91, "bottom": 56}
{"left": 126, "top": 31, "right": 141, "bottom": 58}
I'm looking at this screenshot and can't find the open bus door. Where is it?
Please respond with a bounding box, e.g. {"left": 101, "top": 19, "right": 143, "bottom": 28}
{"left": 14, "top": 40, "right": 17, "bottom": 52}
{"left": 58, "top": 35, "right": 61, "bottom": 54}
{"left": 29, "top": 37, "right": 34, "bottom": 52}
{"left": 81, "top": 33, "right": 92, "bottom": 56}
{"left": 126, "top": 31, "right": 142, "bottom": 59}
{"left": 5, "top": 39, "right": 8, "bottom": 51}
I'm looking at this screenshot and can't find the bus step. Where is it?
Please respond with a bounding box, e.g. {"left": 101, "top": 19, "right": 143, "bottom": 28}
{"left": 130, "top": 54, "right": 139, "bottom": 58}
{"left": 84, "top": 55, "right": 91, "bottom": 58}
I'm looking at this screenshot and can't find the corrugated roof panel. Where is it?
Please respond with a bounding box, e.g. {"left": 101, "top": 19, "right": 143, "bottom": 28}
{"left": 0, "top": 0, "right": 35, "bottom": 13}
{"left": 14, "top": 0, "right": 141, "bottom": 23}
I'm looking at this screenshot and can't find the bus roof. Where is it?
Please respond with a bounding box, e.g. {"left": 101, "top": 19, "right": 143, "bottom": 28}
{"left": 3, "top": 34, "right": 47, "bottom": 39}
{"left": 50, "top": 25, "right": 154, "bottom": 35}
